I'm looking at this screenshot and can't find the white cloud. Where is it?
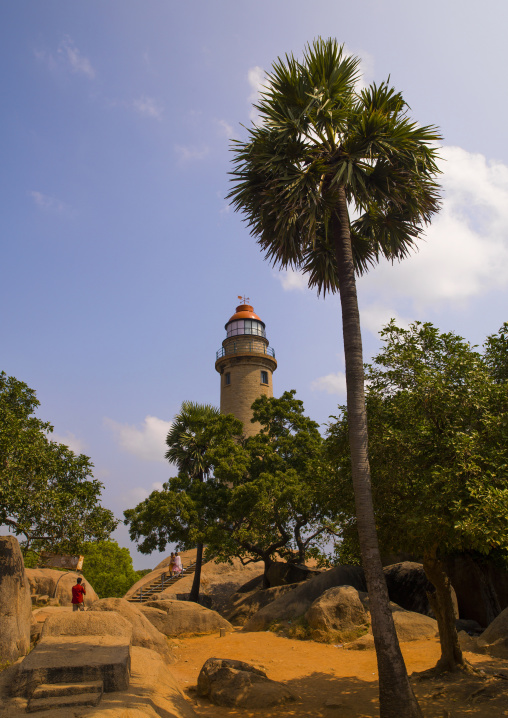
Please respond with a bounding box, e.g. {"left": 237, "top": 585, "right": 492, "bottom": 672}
{"left": 120, "top": 481, "right": 167, "bottom": 509}
{"left": 49, "top": 431, "right": 86, "bottom": 454}
{"left": 218, "top": 119, "right": 234, "bottom": 138}
{"left": 360, "top": 146, "right": 508, "bottom": 309}
{"left": 311, "top": 371, "right": 347, "bottom": 396}
{"left": 276, "top": 268, "right": 308, "bottom": 292}
{"left": 30, "top": 191, "right": 66, "bottom": 213}
{"left": 104, "top": 415, "right": 172, "bottom": 463}
{"left": 58, "top": 36, "right": 95, "bottom": 79}
{"left": 360, "top": 304, "right": 411, "bottom": 336}
{"left": 133, "top": 96, "right": 163, "bottom": 120}
{"left": 174, "top": 145, "right": 210, "bottom": 163}
{"left": 248, "top": 66, "right": 265, "bottom": 123}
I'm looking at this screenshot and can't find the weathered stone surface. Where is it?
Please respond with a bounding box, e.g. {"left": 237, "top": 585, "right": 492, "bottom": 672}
{"left": 41, "top": 611, "right": 133, "bottom": 640}
{"left": 225, "top": 584, "right": 299, "bottom": 626}
{"left": 476, "top": 605, "right": 508, "bottom": 658}
{"left": 197, "top": 657, "right": 296, "bottom": 708}
{"left": 360, "top": 593, "right": 438, "bottom": 642}
{"left": 0, "top": 536, "right": 32, "bottom": 663}
{"left": 444, "top": 554, "right": 508, "bottom": 627}
{"left": 27, "top": 680, "right": 103, "bottom": 713}
{"left": 25, "top": 568, "right": 99, "bottom": 607}
{"left": 346, "top": 634, "right": 375, "bottom": 651}
{"left": 243, "top": 565, "right": 366, "bottom": 632}
{"left": 88, "top": 598, "right": 173, "bottom": 662}
{"left": 266, "top": 561, "right": 321, "bottom": 587}
{"left": 12, "top": 636, "right": 131, "bottom": 697}
{"left": 305, "top": 585, "right": 368, "bottom": 632}
{"left": 141, "top": 599, "right": 232, "bottom": 636}
{"left": 384, "top": 562, "right": 458, "bottom": 619}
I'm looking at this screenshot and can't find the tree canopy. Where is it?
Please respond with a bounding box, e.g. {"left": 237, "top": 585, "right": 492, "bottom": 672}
{"left": 328, "top": 321, "right": 508, "bottom": 670}
{"left": 0, "top": 371, "right": 118, "bottom": 553}
{"left": 125, "top": 392, "right": 339, "bottom": 587}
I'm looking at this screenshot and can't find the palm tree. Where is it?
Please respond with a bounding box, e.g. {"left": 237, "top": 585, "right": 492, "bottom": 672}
{"left": 165, "top": 401, "right": 220, "bottom": 603}
{"left": 228, "top": 38, "right": 441, "bottom": 718}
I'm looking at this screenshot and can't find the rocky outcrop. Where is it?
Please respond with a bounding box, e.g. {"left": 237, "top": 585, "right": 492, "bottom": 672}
{"left": 305, "top": 585, "right": 368, "bottom": 633}
{"left": 25, "top": 568, "right": 98, "bottom": 607}
{"left": 266, "top": 562, "right": 321, "bottom": 587}
{"left": 141, "top": 599, "right": 232, "bottom": 636}
{"left": 12, "top": 612, "right": 132, "bottom": 697}
{"left": 88, "top": 597, "right": 172, "bottom": 662}
{"left": 197, "top": 658, "right": 296, "bottom": 708}
{"left": 445, "top": 554, "right": 508, "bottom": 627}
{"left": 243, "top": 565, "right": 366, "bottom": 631}
{"left": 384, "top": 562, "right": 458, "bottom": 618}
{"left": 225, "top": 584, "right": 299, "bottom": 626}
{"left": 475, "top": 606, "right": 508, "bottom": 658}
{"left": 0, "top": 536, "right": 32, "bottom": 663}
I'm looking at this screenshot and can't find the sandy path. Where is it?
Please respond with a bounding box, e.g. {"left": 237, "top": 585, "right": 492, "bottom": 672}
{"left": 170, "top": 630, "right": 508, "bottom": 717}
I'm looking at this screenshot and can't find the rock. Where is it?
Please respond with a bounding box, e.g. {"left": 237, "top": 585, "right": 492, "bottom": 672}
{"left": 476, "top": 605, "right": 508, "bottom": 658}
{"left": 445, "top": 554, "right": 508, "bottom": 627}
{"left": 383, "top": 562, "right": 458, "bottom": 619}
{"left": 88, "top": 598, "right": 172, "bottom": 662}
{"left": 266, "top": 562, "right": 321, "bottom": 587}
{"left": 305, "top": 586, "right": 368, "bottom": 632}
{"left": 0, "top": 536, "right": 32, "bottom": 663}
{"left": 12, "top": 612, "right": 132, "bottom": 697}
{"left": 233, "top": 574, "right": 264, "bottom": 595}
{"left": 456, "top": 618, "right": 483, "bottom": 635}
{"left": 391, "top": 605, "right": 438, "bottom": 641}
{"left": 458, "top": 630, "right": 483, "bottom": 654}
{"left": 197, "top": 657, "right": 296, "bottom": 708}
{"left": 141, "top": 599, "right": 233, "bottom": 636}
{"left": 25, "top": 568, "right": 99, "bottom": 607}
{"left": 243, "top": 565, "right": 366, "bottom": 632}
{"left": 225, "top": 584, "right": 299, "bottom": 626}
{"left": 346, "top": 634, "right": 375, "bottom": 651}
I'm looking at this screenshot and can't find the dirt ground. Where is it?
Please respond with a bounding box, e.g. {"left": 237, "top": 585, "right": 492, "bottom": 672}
{"left": 170, "top": 629, "right": 508, "bottom": 718}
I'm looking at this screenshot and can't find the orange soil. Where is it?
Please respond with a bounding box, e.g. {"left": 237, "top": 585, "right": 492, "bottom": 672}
{"left": 170, "top": 630, "right": 508, "bottom": 718}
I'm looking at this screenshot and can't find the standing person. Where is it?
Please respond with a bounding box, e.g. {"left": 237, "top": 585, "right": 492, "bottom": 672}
{"left": 168, "top": 552, "right": 176, "bottom": 577}
{"left": 71, "top": 576, "right": 86, "bottom": 611}
{"left": 173, "top": 552, "right": 182, "bottom": 576}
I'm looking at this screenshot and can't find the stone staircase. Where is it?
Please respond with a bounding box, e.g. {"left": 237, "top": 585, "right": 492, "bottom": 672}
{"left": 27, "top": 680, "right": 103, "bottom": 713}
{"left": 127, "top": 562, "right": 197, "bottom": 603}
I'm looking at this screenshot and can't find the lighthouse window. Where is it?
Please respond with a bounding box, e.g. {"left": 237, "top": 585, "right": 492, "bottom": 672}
{"left": 225, "top": 372, "right": 231, "bottom": 386}
{"left": 227, "top": 319, "right": 266, "bottom": 338}
{"left": 260, "top": 371, "right": 268, "bottom": 385}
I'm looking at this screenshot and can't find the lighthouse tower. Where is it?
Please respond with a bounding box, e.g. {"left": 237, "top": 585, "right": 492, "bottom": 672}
{"left": 215, "top": 298, "right": 277, "bottom": 437}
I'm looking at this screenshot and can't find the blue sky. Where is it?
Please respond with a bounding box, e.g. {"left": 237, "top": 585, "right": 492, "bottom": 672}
{"left": 2, "top": 1, "right": 508, "bottom": 568}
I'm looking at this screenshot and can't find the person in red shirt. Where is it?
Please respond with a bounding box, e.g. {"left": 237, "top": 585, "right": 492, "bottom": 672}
{"left": 71, "top": 576, "right": 86, "bottom": 611}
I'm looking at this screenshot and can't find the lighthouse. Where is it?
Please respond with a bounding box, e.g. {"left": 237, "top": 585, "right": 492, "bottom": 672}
{"left": 215, "top": 298, "right": 277, "bottom": 437}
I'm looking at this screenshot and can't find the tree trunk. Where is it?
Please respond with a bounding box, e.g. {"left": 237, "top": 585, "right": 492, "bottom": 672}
{"left": 262, "top": 556, "right": 273, "bottom": 589}
{"left": 423, "top": 546, "right": 465, "bottom": 672}
{"left": 189, "top": 542, "right": 203, "bottom": 603}
{"left": 332, "top": 191, "right": 422, "bottom": 718}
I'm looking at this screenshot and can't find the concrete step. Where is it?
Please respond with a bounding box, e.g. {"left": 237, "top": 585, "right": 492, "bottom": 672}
{"left": 27, "top": 688, "right": 103, "bottom": 713}
{"left": 31, "top": 680, "right": 103, "bottom": 699}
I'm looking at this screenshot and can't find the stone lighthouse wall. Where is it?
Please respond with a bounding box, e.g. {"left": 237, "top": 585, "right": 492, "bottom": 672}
{"left": 218, "top": 355, "right": 276, "bottom": 437}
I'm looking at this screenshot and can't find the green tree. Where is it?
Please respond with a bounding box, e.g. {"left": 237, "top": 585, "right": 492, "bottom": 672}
{"left": 228, "top": 38, "right": 441, "bottom": 716}
{"left": 80, "top": 540, "right": 147, "bottom": 598}
{"left": 0, "top": 372, "right": 117, "bottom": 553}
{"left": 126, "top": 402, "right": 244, "bottom": 602}
{"left": 328, "top": 321, "right": 508, "bottom": 672}
{"left": 125, "top": 392, "right": 338, "bottom": 589}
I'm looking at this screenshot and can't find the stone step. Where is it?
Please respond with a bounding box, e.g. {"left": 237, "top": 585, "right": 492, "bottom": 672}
{"left": 27, "top": 690, "right": 102, "bottom": 713}
{"left": 31, "top": 679, "right": 103, "bottom": 699}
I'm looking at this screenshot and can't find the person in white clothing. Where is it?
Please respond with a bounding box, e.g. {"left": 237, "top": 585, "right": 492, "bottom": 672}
{"left": 173, "top": 552, "right": 183, "bottom": 575}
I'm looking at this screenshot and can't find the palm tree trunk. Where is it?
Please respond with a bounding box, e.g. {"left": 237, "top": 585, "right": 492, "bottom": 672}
{"left": 189, "top": 542, "right": 203, "bottom": 603}
{"left": 332, "top": 189, "right": 422, "bottom": 718}
{"left": 423, "top": 546, "right": 465, "bottom": 672}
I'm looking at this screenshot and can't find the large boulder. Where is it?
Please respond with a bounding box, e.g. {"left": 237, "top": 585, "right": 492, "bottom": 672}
{"left": 12, "top": 612, "right": 132, "bottom": 697}
{"left": 141, "top": 599, "right": 232, "bottom": 636}
{"left": 390, "top": 605, "right": 438, "bottom": 641}
{"left": 88, "top": 597, "right": 172, "bottom": 662}
{"left": 445, "top": 554, "right": 508, "bottom": 627}
{"left": 305, "top": 585, "right": 368, "bottom": 632}
{"left": 225, "top": 584, "right": 299, "bottom": 626}
{"left": 0, "top": 536, "right": 32, "bottom": 662}
{"left": 266, "top": 562, "right": 321, "bottom": 587}
{"left": 197, "top": 657, "right": 296, "bottom": 708}
{"left": 476, "top": 606, "right": 508, "bottom": 658}
{"left": 243, "top": 565, "right": 366, "bottom": 632}
{"left": 25, "top": 568, "right": 98, "bottom": 607}
{"left": 384, "top": 562, "right": 458, "bottom": 619}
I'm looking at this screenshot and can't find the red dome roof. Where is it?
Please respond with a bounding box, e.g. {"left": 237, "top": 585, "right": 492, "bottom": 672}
{"left": 227, "top": 304, "right": 263, "bottom": 324}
